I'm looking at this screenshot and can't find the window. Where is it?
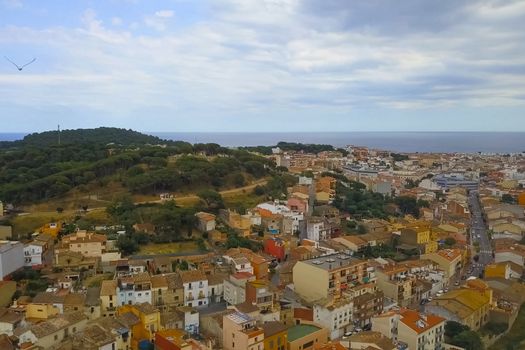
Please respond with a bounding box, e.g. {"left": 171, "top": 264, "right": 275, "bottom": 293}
{"left": 55, "top": 335, "right": 58, "bottom": 340}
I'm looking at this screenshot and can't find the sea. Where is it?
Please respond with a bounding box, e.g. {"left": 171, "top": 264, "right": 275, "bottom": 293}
{"left": 2, "top": 131, "right": 525, "bottom": 154}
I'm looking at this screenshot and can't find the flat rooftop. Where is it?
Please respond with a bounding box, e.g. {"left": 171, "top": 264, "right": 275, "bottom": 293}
{"left": 302, "top": 253, "right": 364, "bottom": 271}
{"left": 287, "top": 324, "right": 321, "bottom": 342}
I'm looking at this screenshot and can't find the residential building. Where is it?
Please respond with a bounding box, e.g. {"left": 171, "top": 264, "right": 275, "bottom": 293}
{"left": 100, "top": 280, "right": 118, "bottom": 317}
{"left": 195, "top": 212, "right": 216, "bottom": 232}
{"left": 180, "top": 270, "right": 209, "bottom": 308}
{"left": 262, "top": 321, "right": 288, "bottom": 350}
{"left": 117, "top": 272, "right": 152, "bottom": 306}
{"left": 70, "top": 324, "right": 117, "bottom": 350}
{"left": 0, "top": 241, "right": 24, "bottom": 280}
{"left": 118, "top": 302, "right": 162, "bottom": 348}
{"left": 155, "top": 329, "right": 192, "bottom": 350}
{"left": 372, "top": 309, "right": 445, "bottom": 350}
{"left": 224, "top": 272, "right": 256, "bottom": 305}
{"left": 15, "top": 312, "right": 88, "bottom": 349}
{"left": 425, "top": 279, "right": 492, "bottom": 330}
{"left": 0, "top": 308, "right": 23, "bottom": 336}
{"left": 347, "top": 283, "right": 384, "bottom": 327}
{"left": 347, "top": 331, "right": 396, "bottom": 350}
{"left": 306, "top": 217, "right": 329, "bottom": 241}
{"left": 222, "top": 312, "right": 264, "bottom": 350}
{"left": 293, "top": 254, "right": 368, "bottom": 302}
{"left": 421, "top": 249, "right": 462, "bottom": 279}
{"left": 23, "top": 234, "right": 54, "bottom": 269}
{"left": 246, "top": 280, "right": 274, "bottom": 312}
{"left": 313, "top": 297, "right": 353, "bottom": 340}
{"left": 375, "top": 263, "right": 416, "bottom": 307}
{"left": 59, "top": 230, "right": 107, "bottom": 258}
{"left": 265, "top": 238, "right": 286, "bottom": 262}
{"left": 287, "top": 324, "right": 328, "bottom": 350}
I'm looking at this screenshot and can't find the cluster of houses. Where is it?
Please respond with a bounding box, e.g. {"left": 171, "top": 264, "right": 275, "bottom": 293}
{"left": 2, "top": 147, "right": 525, "bottom": 349}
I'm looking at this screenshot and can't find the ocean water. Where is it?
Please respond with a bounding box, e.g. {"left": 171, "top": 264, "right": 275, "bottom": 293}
{"left": 151, "top": 132, "right": 525, "bottom": 154}
{"left": 1, "top": 131, "right": 524, "bottom": 153}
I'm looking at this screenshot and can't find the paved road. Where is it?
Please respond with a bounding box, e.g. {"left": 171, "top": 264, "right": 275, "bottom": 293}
{"left": 468, "top": 190, "right": 493, "bottom": 277}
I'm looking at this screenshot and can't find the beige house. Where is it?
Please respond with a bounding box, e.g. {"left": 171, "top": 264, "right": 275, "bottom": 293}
{"left": 347, "top": 331, "right": 396, "bottom": 350}
{"left": 375, "top": 263, "right": 416, "bottom": 307}
{"left": 59, "top": 230, "right": 107, "bottom": 258}
{"left": 100, "top": 280, "right": 118, "bottom": 317}
{"left": 15, "top": 312, "right": 87, "bottom": 349}
{"left": 223, "top": 312, "right": 264, "bottom": 350}
{"left": 293, "top": 254, "right": 368, "bottom": 302}
{"left": 287, "top": 324, "right": 328, "bottom": 350}
{"left": 421, "top": 249, "right": 462, "bottom": 279}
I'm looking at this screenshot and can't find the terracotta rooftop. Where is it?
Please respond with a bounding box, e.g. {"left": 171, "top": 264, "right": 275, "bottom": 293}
{"left": 399, "top": 309, "right": 445, "bottom": 335}
{"left": 179, "top": 270, "right": 207, "bottom": 283}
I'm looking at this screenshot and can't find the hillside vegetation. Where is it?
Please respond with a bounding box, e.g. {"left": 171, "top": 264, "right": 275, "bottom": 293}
{"left": 0, "top": 128, "right": 274, "bottom": 204}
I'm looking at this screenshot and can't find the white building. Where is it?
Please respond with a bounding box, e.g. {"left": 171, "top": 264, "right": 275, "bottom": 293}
{"left": 306, "top": 218, "right": 328, "bottom": 241}
{"left": 180, "top": 270, "right": 209, "bottom": 308}
{"left": 313, "top": 298, "right": 354, "bottom": 340}
{"left": 24, "top": 241, "right": 47, "bottom": 268}
{"left": 117, "top": 273, "right": 152, "bottom": 306}
{"left": 372, "top": 309, "right": 445, "bottom": 350}
{"left": 0, "top": 241, "right": 24, "bottom": 280}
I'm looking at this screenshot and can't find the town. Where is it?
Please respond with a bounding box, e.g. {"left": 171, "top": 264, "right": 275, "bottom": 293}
{"left": 1, "top": 137, "right": 525, "bottom": 350}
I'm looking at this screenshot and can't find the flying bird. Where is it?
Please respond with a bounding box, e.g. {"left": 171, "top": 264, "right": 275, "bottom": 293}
{"left": 4, "top": 56, "right": 36, "bottom": 71}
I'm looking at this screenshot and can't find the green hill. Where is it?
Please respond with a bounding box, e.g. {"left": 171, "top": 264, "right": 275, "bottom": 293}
{"left": 6, "top": 127, "right": 165, "bottom": 147}
{"left": 0, "top": 128, "right": 273, "bottom": 204}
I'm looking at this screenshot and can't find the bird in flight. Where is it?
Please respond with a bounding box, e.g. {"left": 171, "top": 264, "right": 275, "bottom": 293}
{"left": 4, "top": 56, "right": 36, "bottom": 71}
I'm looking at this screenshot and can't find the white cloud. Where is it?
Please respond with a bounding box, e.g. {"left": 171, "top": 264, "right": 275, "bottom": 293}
{"left": 155, "top": 10, "right": 174, "bottom": 18}
{"left": 1, "top": 0, "right": 525, "bottom": 132}
{"left": 111, "top": 17, "right": 123, "bottom": 26}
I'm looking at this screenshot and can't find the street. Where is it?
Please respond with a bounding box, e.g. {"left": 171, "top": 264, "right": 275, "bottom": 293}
{"left": 468, "top": 190, "right": 493, "bottom": 278}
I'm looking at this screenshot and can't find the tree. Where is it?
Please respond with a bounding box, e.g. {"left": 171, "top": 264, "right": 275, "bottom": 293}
{"left": 232, "top": 173, "right": 246, "bottom": 187}
{"left": 501, "top": 194, "right": 515, "bottom": 204}
{"left": 116, "top": 235, "right": 139, "bottom": 256}
{"left": 450, "top": 330, "right": 483, "bottom": 350}
{"left": 357, "top": 224, "right": 367, "bottom": 234}
{"left": 445, "top": 321, "right": 469, "bottom": 339}
{"left": 197, "top": 189, "right": 225, "bottom": 213}
{"left": 444, "top": 237, "right": 457, "bottom": 247}
{"left": 56, "top": 207, "right": 64, "bottom": 213}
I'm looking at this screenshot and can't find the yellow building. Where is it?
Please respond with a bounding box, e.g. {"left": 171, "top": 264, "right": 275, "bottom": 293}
{"left": 262, "top": 321, "right": 288, "bottom": 350}
{"left": 399, "top": 222, "right": 438, "bottom": 254}
{"left": 25, "top": 303, "right": 59, "bottom": 320}
{"left": 484, "top": 262, "right": 511, "bottom": 280}
{"left": 425, "top": 279, "right": 492, "bottom": 331}
{"left": 118, "top": 302, "right": 162, "bottom": 349}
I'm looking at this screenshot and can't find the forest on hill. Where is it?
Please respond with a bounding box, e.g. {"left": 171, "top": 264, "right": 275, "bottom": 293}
{"left": 0, "top": 127, "right": 274, "bottom": 204}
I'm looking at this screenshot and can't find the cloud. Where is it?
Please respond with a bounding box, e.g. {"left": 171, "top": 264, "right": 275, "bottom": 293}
{"left": 1, "top": 0, "right": 525, "bottom": 131}
{"left": 144, "top": 9, "right": 174, "bottom": 31}
{"left": 155, "top": 10, "right": 174, "bottom": 18}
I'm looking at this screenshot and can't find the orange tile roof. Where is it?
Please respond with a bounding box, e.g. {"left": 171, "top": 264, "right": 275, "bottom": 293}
{"left": 399, "top": 309, "right": 445, "bottom": 335}
{"left": 436, "top": 249, "right": 462, "bottom": 262}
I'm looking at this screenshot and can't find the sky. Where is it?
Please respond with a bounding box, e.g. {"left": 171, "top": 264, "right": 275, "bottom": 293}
{"left": 1, "top": 0, "right": 525, "bottom": 132}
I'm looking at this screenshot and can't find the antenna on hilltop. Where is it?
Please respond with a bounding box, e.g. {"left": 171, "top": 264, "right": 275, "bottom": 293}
{"left": 58, "top": 124, "right": 61, "bottom": 145}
